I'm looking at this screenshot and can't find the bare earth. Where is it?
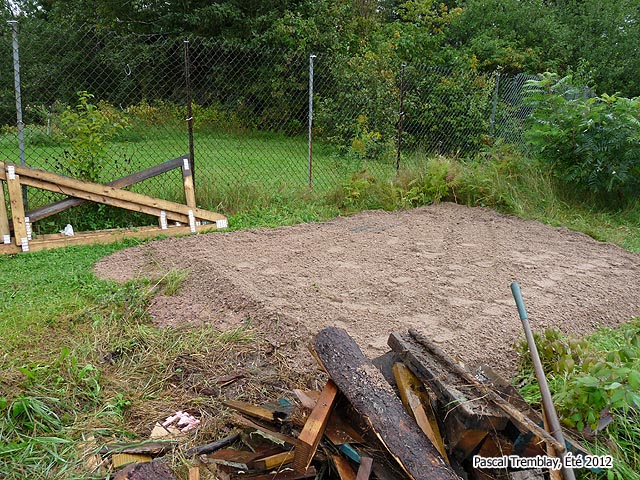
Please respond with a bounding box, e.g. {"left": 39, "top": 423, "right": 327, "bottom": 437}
{"left": 95, "top": 203, "right": 640, "bottom": 377}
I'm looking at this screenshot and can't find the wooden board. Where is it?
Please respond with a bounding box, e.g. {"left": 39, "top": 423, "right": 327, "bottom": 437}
{"left": 0, "top": 224, "right": 216, "bottom": 255}
{"left": 223, "top": 400, "right": 280, "bottom": 424}
{"left": 251, "top": 451, "right": 295, "bottom": 471}
{"left": 239, "top": 467, "right": 316, "bottom": 480}
{"left": 392, "top": 362, "right": 449, "bottom": 462}
{"left": 25, "top": 156, "right": 186, "bottom": 222}
{"left": 293, "top": 380, "right": 338, "bottom": 473}
{"left": 4, "top": 169, "right": 27, "bottom": 248}
{"left": 0, "top": 181, "right": 11, "bottom": 243}
{"left": 331, "top": 454, "right": 357, "bottom": 480}
{"left": 356, "top": 457, "right": 373, "bottom": 480}
{"left": 1, "top": 162, "right": 226, "bottom": 223}
{"left": 232, "top": 414, "right": 299, "bottom": 447}
{"left": 312, "top": 327, "right": 460, "bottom": 480}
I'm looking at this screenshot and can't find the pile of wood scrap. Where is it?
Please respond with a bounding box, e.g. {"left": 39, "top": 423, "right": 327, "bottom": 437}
{"left": 97, "top": 326, "right": 588, "bottom": 480}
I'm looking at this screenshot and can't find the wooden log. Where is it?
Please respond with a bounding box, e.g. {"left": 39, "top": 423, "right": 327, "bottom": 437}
{"left": 392, "top": 362, "right": 449, "bottom": 462}
{"left": 25, "top": 155, "right": 186, "bottom": 222}
{"left": 406, "top": 329, "right": 565, "bottom": 454}
{"left": 0, "top": 181, "right": 10, "bottom": 244}
{"left": 1, "top": 162, "right": 226, "bottom": 223}
{"left": 312, "top": 327, "right": 460, "bottom": 480}
{"left": 4, "top": 168, "right": 27, "bottom": 249}
{"left": 186, "top": 433, "right": 240, "bottom": 456}
{"left": 293, "top": 380, "right": 338, "bottom": 473}
{"left": 355, "top": 457, "right": 373, "bottom": 480}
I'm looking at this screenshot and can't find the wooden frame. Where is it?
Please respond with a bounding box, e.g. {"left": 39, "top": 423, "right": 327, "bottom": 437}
{"left": 0, "top": 158, "right": 227, "bottom": 254}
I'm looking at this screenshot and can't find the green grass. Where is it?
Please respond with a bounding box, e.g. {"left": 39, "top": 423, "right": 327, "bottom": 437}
{"left": 2, "top": 129, "right": 640, "bottom": 478}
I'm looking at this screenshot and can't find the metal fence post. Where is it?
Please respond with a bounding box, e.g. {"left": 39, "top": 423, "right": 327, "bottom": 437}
{"left": 396, "top": 63, "right": 406, "bottom": 173}
{"left": 489, "top": 71, "right": 501, "bottom": 139}
{"left": 308, "top": 54, "right": 316, "bottom": 189}
{"left": 184, "top": 39, "right": 195, "bottom": 188}
{"left": 7, "top": 20, "right": 27, "bottom": 208}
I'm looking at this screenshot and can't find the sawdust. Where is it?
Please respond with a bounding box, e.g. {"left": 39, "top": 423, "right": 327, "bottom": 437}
{"left": 94, "top": 203, "right": 640, "bottom": 377}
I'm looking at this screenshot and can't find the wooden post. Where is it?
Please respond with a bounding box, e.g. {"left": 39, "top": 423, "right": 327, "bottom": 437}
{"left": 0, "top": 181, "right": 11, "bottom": 244}
{"left": 4, "top": 166, "right": 28, "bottom": 249}
{"left": 181, "top": 156, "right": 197, "bottom": 210}
{"left": 312, "top": 327, "right": 460, "bottom": 480}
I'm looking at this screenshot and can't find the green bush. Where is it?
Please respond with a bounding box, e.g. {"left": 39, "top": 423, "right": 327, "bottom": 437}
{"left": 58, "top": 92, "right": 128, "bottom": 182}
{"left": 524, "top": 73, "right": 640, "bottom": 199}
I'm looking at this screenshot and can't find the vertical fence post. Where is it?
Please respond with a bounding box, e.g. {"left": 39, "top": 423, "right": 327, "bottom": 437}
{"left": 396, "top": 63, "right": 406, "bottom": 173}
{"left": 184, "top": 39, "right": 195, "bottom": 189}
{"left": 308, "top": 54, "right": 316, "bottom": 189}
{"left": 489, "top": 71, "right": 501, "bottom": 139}
{"left": 7, "top": 20, "right": 27, "bottom": 208}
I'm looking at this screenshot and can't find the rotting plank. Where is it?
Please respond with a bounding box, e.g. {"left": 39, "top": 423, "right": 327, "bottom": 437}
{"left": 293, "top": 380, "right": 338, "bottom": 473}
{"left": 232, "top": 414, "right": 299, "bottom": 447}
{"left": 1, "top": 162, "right": 226, "bottom": 223}
{"left": 355, "top": 457, "right": 373, "bottom": 480}
{"left": 312, "top": 327, "right": 460, "bottom": 480}
{"left": 0, "top": 181, "right": 10, "bottom": 244}
{"left": 4, "top": 168, "right": 27, "bottom": 249}
{"left": 392, "top": 362, "right": 449, "bottom": 462}
{"left": 25, "top": 155, "right": 186, "bottom": 222}
{"left": 405, "top": 329, "right": 565, "bottom": 454}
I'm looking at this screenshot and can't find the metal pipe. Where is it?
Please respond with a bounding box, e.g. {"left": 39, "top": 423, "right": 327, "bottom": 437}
{"left": 396, "top": 63, "right": 406, "bottom": 173}
{"left": 511, "top": 282, "right": 576, "bottom": 480}
{"left": 308, "top": 54, "right": 316, "bottom": 189}
{"left": 489, "top": 72, "right": 501, "bottom": 139}
{"left": 8, "top": 20, "right": 27, "bottom": 208}
{"left": 184, "top": 39, "right": 195, "bottom": 190}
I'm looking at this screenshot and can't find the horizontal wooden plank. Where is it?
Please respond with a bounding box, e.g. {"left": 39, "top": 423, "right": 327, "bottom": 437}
{"left": 0, "top": 224, "right": 218, "bottom": 255}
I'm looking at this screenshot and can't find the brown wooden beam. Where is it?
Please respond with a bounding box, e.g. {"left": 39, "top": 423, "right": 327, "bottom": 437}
{"left": 25, "top": 156, "right": 186, "bottom": 222}
{"left": 0, "top": 181, "right": 11, "bottom": 244}
{"left": 4, "top": 166, "right": 27, "bottom": 249}
{"left": 312, "top": 327, "right": 460, "bottom": 480}
{"left": 1, "top": 162, "right": 225, "bottom": 223}
{"left": 293, "top": 380, "right": 338, "bottom": 473}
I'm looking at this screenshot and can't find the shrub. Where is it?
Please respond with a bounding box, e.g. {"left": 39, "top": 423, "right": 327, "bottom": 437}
{"left": 524, "top": 73, "right": 640, "bottom": 199}
{"left": 58, "top": 92, "right": 128, "bottom": 182}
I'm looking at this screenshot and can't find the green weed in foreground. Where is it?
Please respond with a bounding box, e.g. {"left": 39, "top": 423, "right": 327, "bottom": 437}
{"left": 516, "top": 322, "right": 640, "bottom": 480}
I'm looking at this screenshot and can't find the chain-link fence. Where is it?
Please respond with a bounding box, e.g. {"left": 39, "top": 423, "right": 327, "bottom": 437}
{"left": 1, "top": 20, "right": 538, "bottom": 226}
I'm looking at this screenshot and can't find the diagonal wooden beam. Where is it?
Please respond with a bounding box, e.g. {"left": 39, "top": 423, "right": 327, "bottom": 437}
{"left": 25, "top": 156, "right": 186, "bottom": 222}
{"left": 0, "top": 162, "right": 225, "bottom": 223}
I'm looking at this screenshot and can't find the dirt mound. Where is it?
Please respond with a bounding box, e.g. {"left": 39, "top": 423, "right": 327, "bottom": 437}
{"left": 95, "top": 203, "right": 640, "bottom": 376}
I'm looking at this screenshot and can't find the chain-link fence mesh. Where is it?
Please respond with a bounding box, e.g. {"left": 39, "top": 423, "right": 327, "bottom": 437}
{"left": 1, "top": 21, "right": 539, "bottom": 230}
